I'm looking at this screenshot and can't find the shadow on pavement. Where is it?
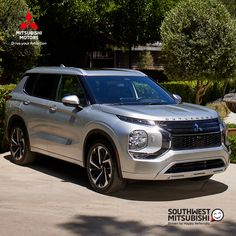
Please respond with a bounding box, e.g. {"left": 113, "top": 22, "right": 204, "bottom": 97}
{"left": 58, "top": 215, "right": 236, "bottom": 236}
{"left": 4, "top": 154, "right": 228, "bottom": 201}
{"left": 111, "top": 178, "right": 228, "bottom": 201}
{"left": 4, "top": 154, "right": 89, "bottom": 188}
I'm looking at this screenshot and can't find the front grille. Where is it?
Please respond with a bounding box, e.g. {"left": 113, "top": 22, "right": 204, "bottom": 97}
{"left": 157, "top": 118, "right": 220, "bottom": 134}
{"left": 165, "top": 159, "right": 225, "bottom": 174}
{"left": 172, "top": 133, "right": 221, "bottom": 150}
{"left": 157, "top": 118, "right": 222, "bottom": 150}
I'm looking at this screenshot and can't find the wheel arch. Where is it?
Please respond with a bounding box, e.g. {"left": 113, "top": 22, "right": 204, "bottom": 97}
{"left": 83, "top": 129, "right": 123, "bottom": 178}
{"left": 6, "top": 115, "right": 28, "bottom": 141}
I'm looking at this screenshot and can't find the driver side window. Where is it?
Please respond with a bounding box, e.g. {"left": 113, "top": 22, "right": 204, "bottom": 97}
{"left": 57, "top": 75, "right": 86, "bottom": 106}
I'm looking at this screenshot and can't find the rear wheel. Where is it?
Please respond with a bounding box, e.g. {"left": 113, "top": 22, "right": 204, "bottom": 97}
{"left": 10, "top": 124, "right": 35, "bottom": 165}
{"left": 86, "top": 140, "right": 126, "bottom": 194}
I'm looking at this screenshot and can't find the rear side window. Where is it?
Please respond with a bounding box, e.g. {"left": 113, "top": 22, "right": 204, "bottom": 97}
{"left": 24, "top": 74, "right": 38, "bottom": 95}
{"left": 33, "top": 74, "right": 60, "bottom": 100}
{"left": 25, "top": 74, "right": 61, "bottom": 100}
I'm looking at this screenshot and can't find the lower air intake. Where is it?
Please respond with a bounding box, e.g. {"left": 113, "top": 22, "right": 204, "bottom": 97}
{"left": 165, "top": 159, "right": 225, "bottom": 174}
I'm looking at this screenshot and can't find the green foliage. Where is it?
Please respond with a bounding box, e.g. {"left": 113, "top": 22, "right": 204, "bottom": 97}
{"left": 227, "top": 135, "right": 236, "bottom": 163}
{"left": 1, "top": 39, "right": 41, "bottom": 84}
{"left": 136, "top": 51, "right": 154, "bottom": 69}
{"left": 0, "top": 0, "right": 26, "bottom": 36}
{"left": 0, "top": 32, "right": 3, "bottom": 77}
{"left": 221, "top": 0, "right": 236, "bottom": 18}
{"left": 26, "top": 0, "right": 179, "bottom": 66}
{"left": 0, "top": 84, "right": 15, "bottom": 116}
{"left": 161, "top": 81, "right": 195, "bottom": 103}
{"left": 161, "top": 80, "right": 226, "bottom": 104}
{"left": 161, "top": 0, "right": 236, "bottom": 104}
{"left": 161, "top": 0, "right": 236, "bottom": 81}
{"left": 227, "top": 123, "right": 236, "bottom": 128}
{"left": 0, "top": 84, "right": 16, "bottom": 152}
{"left": 106, "top": 0, "right": 177, "bottom": 47}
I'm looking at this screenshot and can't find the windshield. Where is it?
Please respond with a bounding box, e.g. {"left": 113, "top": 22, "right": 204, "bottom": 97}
{"left": 85, "top": 76, "right": 176, "bottom": 105}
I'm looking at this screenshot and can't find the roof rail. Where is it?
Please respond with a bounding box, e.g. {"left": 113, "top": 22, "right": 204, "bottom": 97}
{"left": 104, "top": 68, "right": 146, "bottom": 76}
{"left": 69, "top": 67, "right": 87, "bottom": 76}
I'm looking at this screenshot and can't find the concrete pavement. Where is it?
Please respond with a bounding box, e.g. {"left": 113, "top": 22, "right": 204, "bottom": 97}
{"left": 224, "top": 112, "right": 236, "bottom": 124}
{"left": 0, "top": 152, "right": 235, "bottom": 236}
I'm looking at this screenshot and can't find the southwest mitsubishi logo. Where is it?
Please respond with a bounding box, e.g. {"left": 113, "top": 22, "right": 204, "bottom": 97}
{"left": 193, "top": 123, "right": 203, "bottom": 132}
{"left": 168, "top": 208, "right": 225, "bottom": 225}
{"left": 20, "top": 11, "right": 38, "bottom": 30}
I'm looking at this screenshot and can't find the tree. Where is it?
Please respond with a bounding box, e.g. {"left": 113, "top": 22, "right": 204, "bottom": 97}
{"left": 107, "top": 0, "right": 170, "bottom": 67}
{"left": 0, "top": 33, "right": 3, "bottom": 77}
{"left": 137, "top": 51, "right": 154, "bottom": 69}
{"left": 161, "top": 0, "right": 236, "bottom": 104}
{"left": 0, "top": 0, "right": 41, "bottom": 84}
{"left": 26, "top": 0, "right": 178, "bottom": 67}
{"left": 221, "top": 0, "right": 236, "bottom": 18}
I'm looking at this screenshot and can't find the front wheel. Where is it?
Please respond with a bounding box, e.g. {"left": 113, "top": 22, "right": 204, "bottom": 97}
{"left": 86, "top": 140, "right": 126, "bottom": 194}
{"left": 10, "top": 124, "right": 35, "bottom": 165}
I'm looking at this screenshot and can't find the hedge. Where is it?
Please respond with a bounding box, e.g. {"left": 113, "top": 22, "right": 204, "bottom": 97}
{"left": 227, "top": 135, "right": 236, "bottom": 163}
{"left": 161, "top": 81, "right": 195, "bottom": 103}
{"left": 0, "top": 84, "right": 16, "bottom": 152}
{"left": 161, "top": 80, "right": 228, "bottom": 105}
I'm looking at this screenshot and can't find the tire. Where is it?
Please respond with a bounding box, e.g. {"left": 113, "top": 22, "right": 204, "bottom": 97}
{"left": 189, "top": 175, "right": 213, "bottom": 181}
{"left": 9, "top": 123, "right": 35, "bottom": 165}
{"left": 86, "top": 140, "right": 126, "bottom": 194}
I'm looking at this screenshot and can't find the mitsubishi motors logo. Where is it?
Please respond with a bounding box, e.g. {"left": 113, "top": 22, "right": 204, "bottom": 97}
{"left": 20, "top": 11, "right": 38, "bottom": 30}
{"left": 11, "top": 10, "right": 46, "bottom": 46}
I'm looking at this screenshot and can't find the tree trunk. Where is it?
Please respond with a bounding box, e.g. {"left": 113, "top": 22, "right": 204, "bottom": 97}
{"left": 222, "top": 80, "right": 229, "bottom": 97}
{"left": 195, "top": 80, "right": 212, "bottom": 105}
{"left": 128, "top": 45, "right": 132, "bottom": 69}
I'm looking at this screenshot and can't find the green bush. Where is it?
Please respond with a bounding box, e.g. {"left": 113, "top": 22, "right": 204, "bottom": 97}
{"left": 227, "top": 135, "right": 236, "bottom": 163}
{"left": 226, "top": 123, "right": 236, "bottom": 128}
{"left": 161, "top": 81, "right": 195, "bottom": 103}
{"left": 0, "top": 84, "right": 16, "bottom": 152}
{"left": 161, "top": 80, "right": 228, "bottom": 105}
{"left": 202, "top": 82, "right": 223, "bottom": 105}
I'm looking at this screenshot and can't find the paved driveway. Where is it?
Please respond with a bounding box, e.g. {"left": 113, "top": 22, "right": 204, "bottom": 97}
{"left": 0, "top": 152, "right": 235, "bottom": 236}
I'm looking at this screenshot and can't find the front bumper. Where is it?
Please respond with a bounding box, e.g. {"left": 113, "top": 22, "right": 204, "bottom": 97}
{"left": 121, "top": 145, "right": 230, "bottom": 180}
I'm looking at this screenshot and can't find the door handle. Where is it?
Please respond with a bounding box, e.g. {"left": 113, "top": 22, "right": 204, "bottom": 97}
{"left": 49, "top": 105, "right": 57, "bottom": 112}
{"left": 23, "top": 100, "right": 30, "bottom": 105}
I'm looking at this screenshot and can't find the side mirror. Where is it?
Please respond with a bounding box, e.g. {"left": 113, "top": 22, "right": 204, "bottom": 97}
{"left": 173, "top": 94, "right": 182, "bottom": 104}
{"left": 62, "top": 95, "right": 80, "bottom": 106}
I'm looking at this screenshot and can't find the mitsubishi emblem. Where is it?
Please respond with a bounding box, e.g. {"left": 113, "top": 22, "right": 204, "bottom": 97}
{"left": 193, "top": 123, "right": 203, "bottom": 132}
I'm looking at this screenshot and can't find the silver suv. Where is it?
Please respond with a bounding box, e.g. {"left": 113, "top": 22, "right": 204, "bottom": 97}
{"left": 5, "top": 66, "right": 230, "bottom": 193}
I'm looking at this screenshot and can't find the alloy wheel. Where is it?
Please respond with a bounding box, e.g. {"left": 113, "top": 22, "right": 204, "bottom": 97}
{"left": 88, "top": 145, "right": 113, "bottom": 189}
{"left": 10, "top": 127, "right": 25, "bottom": 161}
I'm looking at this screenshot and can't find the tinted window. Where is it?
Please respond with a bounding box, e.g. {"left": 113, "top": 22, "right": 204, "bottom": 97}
{"left": 85, "top": 76, "right": 176, "bottom": 105}
{"left": 57, "top": 75, "right": 86, "bottom": 105}
{"left": 33, "top": 74, "right": 61, "bottom": 100}
{"left": 24, "top": 74, "right": 38, "bottom": 95}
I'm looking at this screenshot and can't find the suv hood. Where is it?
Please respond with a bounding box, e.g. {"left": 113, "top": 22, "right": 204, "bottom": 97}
{"left": 98, "top": 103, "right": 218, "bottom": 121}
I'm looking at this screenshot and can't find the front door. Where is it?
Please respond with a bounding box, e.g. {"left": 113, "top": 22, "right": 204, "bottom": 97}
{"left": 46, "top": 74, "right": 87, "bottom": 163}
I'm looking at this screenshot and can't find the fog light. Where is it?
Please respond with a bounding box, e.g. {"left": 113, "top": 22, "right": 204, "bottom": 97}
{"left": 129, "top": 130, "right": 148, "bottom": 150}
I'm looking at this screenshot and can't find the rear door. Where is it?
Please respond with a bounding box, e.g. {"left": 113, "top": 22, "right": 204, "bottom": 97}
{"left": 23, "top": 73, "right": 61, "bottom": 151}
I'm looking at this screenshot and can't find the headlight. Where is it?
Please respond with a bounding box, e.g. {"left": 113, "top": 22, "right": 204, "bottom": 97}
{"left": 129, "top": 130, "right": 148, "bottom": 150}
{"left": 219, "top": 117, "right": 230, "bottom": 151}
{"left": 129, "top": 129, "right": 171, "bottom": 159}
{"left": 117, "top": 115, "right": 155, "bottom": 126}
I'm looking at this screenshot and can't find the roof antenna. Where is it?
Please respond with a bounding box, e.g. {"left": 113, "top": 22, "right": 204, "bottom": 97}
{"left": 60, "top": 64, "right": 65, "bottom": 67}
